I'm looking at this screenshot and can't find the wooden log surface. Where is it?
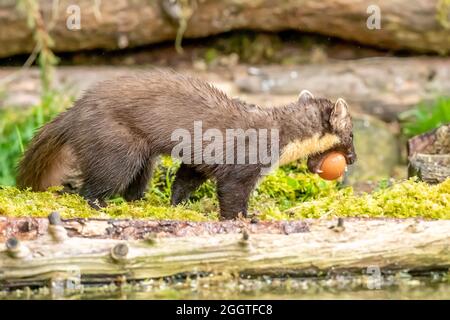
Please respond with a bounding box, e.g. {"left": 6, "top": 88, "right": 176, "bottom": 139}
{"left": 408, "top": 124, "right": 450, "bottom": 155}
{"left": 0, "top": 216, "right": 310, "bottom": 241}
{"left": 408, "top": 154, "right": 450, "bottom": 184}
{"left": 0, "top": 217, "right": 449, "bottom": 288}
{"left": 0, "top": 0, "right": 449, "bottom": 59}
{"left": 408, "top": 124, "right": 450, "bottom": 183}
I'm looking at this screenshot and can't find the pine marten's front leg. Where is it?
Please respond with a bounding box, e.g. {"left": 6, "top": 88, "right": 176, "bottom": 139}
{"left": 216, "top": 166, "right": 261, "bottom": 219}
{"left": 171, "top": 164, "right": 208, "bottom": 205}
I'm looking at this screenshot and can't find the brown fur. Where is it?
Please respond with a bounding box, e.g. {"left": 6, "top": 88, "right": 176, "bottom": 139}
{"left": 17, "top": 70, "right": 356, "bottom": 219}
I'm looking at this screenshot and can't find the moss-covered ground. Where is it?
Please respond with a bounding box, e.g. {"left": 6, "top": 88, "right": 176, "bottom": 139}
{"left": 1, "top": 156, "right": 448, "bottom": 221}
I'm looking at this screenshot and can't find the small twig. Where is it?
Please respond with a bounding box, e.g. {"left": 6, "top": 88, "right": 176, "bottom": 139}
{"left": 0, "top": 44, "right": 39, "bottom": 86}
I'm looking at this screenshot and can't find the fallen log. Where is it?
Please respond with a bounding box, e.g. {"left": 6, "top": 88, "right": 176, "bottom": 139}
{"left": 0, "top": 0, "right": 449, "bottom": 59}
{"left": 1, "top": 216, "right": 449, "bottom": 288}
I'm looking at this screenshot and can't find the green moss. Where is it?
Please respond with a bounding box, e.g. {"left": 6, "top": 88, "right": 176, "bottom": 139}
{"left": 0, "top": 173, "right": 448, "bottom": 220}
{"left": 0, "top": 186, "right": 215, "bottom": 221}
{"left": 204, "top": 32, "right": 282, "bottom": 65}
{"left": 276, "top": 178, "right": 450, "bottom": 220}
{"left": 437, "top": 0, "right": 450, "bottom": 29}
{"left": 203, "top": 48, "right": 219, "bottom": 65}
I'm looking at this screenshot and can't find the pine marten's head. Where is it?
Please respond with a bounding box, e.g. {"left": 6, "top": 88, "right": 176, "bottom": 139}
{"left": 299, "top": 90, "right": 356, "bottom": 174}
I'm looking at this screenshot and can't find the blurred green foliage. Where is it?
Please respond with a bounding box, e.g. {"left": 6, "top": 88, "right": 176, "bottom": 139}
{"left": 0, "top": 92, "right": 71, "bottom": 185}
{"left": 204, "top": 32, "right": 282, "bottom": 65}
{"left": 0, "top": 0, "right": 60, "bottom": 186}
{"left": 401, "top": 97, "right": 450, "bottom": 137}
{"left": 17, "top": 0, "right": 58, "bottom": 92}
{"left": 437, "top": 0, "right": 450, "bottom": 30}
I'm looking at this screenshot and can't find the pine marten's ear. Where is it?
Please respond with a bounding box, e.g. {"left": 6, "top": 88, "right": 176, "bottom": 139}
{"left": 330, "top": 98, "right": 349, "bottom": 131}
{"left": 298, "top": 90, "right": 314, "bottom": 104}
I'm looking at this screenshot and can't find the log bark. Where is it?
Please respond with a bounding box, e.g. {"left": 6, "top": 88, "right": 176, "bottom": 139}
{"left": 408, "top": 154, "right": 450, "bottom": 184}
{"left": 1, "top": 217, "right": 449, "bottom": 288}
{"left": 408, "top": 124, "right": 450, "bottom": 183}
{"left": 0, "top": 0, "right": 449, "bottom": 59}
{"left": 0, "top": 216, "right": 310, "bottom": 242}
{"left": 408, "top": 124, "right": 450, "bottom": 156}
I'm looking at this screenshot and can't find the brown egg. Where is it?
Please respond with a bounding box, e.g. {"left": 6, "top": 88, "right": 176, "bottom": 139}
{"left": 318, "top": 152, "right": 347, "bottom": 180}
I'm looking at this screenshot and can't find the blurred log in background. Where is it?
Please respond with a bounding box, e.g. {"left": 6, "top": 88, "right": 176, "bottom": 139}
{"left": 0, "top": 0, "right": 449, "bottom": 59}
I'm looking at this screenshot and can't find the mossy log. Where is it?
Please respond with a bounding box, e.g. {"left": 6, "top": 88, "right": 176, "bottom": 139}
{"left": 0, "top": 0, "right": 449, "bottom": 59}
{"left": 1, "top": 217, "right": 449, "bottom": 289}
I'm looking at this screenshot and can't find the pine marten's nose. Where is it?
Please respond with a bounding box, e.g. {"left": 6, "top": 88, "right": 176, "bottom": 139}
{"left": 346, "top": 153, "right": 356, "bottom": 165}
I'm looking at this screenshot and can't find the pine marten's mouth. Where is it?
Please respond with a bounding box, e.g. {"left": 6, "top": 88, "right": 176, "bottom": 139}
{"left": 307, "top": 151, "right": 356, "bottom": 174}
{"left": 307, "top": 153, "right": 325, "bottom": 174}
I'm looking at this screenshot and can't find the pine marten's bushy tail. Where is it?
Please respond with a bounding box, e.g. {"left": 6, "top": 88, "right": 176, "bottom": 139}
{"left": 17, "top": 114, "right": 71, "bottom": 191}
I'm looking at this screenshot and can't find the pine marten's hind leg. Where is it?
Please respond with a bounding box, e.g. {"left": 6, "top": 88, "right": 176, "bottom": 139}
{"left": 78, "top": 143, "right": 149, "bottom": 209}
{"left": 122, "top": 158, "right": 156, "bottom": 201}
{"left": 170, "top": 164, "right": 208, "bottom": 205}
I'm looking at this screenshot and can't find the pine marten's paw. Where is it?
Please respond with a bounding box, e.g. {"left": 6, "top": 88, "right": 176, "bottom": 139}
{"left": 87, "top": 198, "right": 107, "bottom": 210}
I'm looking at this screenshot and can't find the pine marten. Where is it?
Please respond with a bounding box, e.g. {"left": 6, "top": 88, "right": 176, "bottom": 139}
{"left": 17, "top": 70, "right": 356, "bottom": 219}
